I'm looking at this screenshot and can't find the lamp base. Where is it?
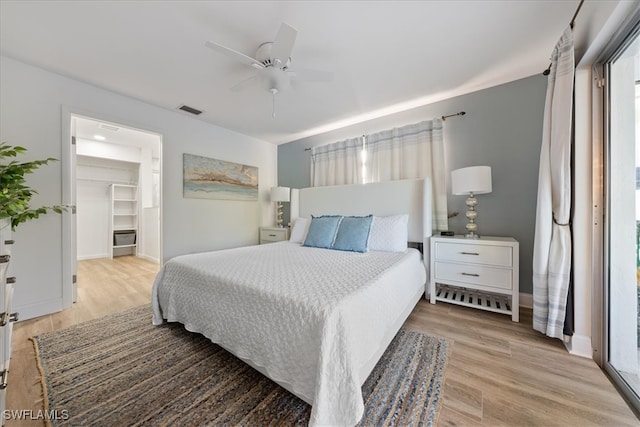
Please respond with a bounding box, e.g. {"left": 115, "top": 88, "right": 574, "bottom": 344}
{"left": 275, "top": 202, "right": 284, "bottom": 228}
{"left": 464, "top": 192, "right": 480, "bottom": 238}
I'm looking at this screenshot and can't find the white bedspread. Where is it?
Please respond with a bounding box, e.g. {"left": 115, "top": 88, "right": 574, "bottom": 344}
{"left": 152, "top": 242, "right": 425, "bottom": 426}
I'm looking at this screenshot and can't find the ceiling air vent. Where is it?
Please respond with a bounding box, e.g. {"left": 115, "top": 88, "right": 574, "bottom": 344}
{"left": 99, "top": 123, "right": 120, "bottom": 132}
{"left": 178, "top": 104, "right": 203, "bottom": 115}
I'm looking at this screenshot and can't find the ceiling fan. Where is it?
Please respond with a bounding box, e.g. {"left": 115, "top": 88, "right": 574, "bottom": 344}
{"left": 205, "top": 23, "right": 332, "bottom": 117}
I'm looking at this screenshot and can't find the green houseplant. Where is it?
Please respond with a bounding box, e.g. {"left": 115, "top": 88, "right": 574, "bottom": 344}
{"left": 0, "top": 142, "right": 66, "bottom": 230}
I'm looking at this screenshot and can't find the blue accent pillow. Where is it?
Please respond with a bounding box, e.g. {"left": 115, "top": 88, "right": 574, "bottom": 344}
{"left": 303, "top": 215, "right": 343, "bottom": 249}
{"left": 332, "top": 215, "right": 373, "bottom": 253}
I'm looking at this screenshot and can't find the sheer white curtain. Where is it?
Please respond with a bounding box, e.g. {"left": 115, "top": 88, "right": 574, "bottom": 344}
{"left": 365, "top": 119, "right": 448, "bottom": 230}
{"left": 310, "top": 137, "right": 364, "bottom": 187}
{"left": 533, "top": 26, "right": 574, "bottom": 339}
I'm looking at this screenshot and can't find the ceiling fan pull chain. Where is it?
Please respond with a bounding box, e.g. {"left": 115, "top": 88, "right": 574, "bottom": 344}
{"left": 271, "top": 88, "right": 278, "bottom": 118}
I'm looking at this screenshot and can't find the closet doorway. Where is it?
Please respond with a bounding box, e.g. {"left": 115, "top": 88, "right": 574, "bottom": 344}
{"left": 70, "top": 114, "right": 162, "bottom": 301}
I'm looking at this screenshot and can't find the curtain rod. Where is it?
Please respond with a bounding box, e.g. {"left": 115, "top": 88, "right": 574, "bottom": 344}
{"left": 542, "top": 0, "right": 584, "bottom": 76}
{"left": 304, "top": 111, "right": 466, "bottom": 151}
{"left": 305, "top": 135, "right": 364, "bottom": 151}
{"left": 442, "top": 111, "right": 466, "bottom": 121}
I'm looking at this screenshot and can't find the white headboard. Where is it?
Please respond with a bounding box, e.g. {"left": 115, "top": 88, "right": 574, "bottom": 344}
{"left": 290, "top": 178, "right": 432, "bottom": 243}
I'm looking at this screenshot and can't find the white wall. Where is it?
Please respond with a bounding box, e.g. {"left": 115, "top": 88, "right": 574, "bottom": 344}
{"left": 140, "top": 207, "right": 160, "bottom": 263}
{"left": 0, "top": 55, "right": 277, "bottom": 320}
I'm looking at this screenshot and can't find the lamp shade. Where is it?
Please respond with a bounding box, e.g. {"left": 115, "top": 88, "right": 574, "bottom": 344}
{"left": 451, "top": 166, "right": 492, "bottom": 195}
{"left": 270, "top": 186, "right": 290, "bottom": 202}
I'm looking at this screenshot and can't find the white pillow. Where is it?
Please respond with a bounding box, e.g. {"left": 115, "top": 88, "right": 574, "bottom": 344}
{"left": 289, "top": 217, "right": 310, "bottom": 243}
{"left": 368, "top": 214, "right": 409, "bottom": 252}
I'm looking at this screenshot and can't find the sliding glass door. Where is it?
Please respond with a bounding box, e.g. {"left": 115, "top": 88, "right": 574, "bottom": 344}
{"left": 604, "top": 17, "right": 640, "bottom": 414}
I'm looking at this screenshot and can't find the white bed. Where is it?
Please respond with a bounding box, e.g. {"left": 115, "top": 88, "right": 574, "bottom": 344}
{"left": 152, "top": 178, "right": 432, "bottom": 426}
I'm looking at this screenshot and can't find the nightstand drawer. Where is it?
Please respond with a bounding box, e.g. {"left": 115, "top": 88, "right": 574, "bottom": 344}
{"left": 434, "top": 261, "right": 512, "bottom": 291}
{"left": 434, "top": 241, "right": 512, "bottom": 267}
{"left": 259, "top": 227, "right": 289, "bottom": 243}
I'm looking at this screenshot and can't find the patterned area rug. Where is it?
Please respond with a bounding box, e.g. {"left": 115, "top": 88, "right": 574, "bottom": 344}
{"left": 32, "top": 305, "right": 448, "bottom": 426}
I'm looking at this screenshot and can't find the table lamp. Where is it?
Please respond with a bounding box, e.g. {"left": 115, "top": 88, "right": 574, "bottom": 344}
{"left": 270, "top": 186, "right": 290, "bottom": 227}
{"left": 451, "top": 166, "right": 492, "bottom": 238}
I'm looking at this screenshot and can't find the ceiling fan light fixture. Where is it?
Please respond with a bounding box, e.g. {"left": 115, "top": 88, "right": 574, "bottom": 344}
{"left": 205, "top": 22, "right": 332, "bottom": 117}
{"left": 260, "top": 67, "right": 290, "bottom": 94}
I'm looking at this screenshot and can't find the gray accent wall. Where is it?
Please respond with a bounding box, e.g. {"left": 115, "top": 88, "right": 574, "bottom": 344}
{"left": 278, "top": 74, "right": 547, "bottom": 295}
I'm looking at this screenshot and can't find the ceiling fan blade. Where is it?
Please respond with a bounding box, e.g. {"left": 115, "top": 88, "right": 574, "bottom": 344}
{"left": 230, "top": 75, "right": 260, "bottom": 92}
{"left": 270, "top": 23, "right": 297, "bottom": 66}
{"left": 205, "top": 40, "right": 264, "bottom": 69}
{"left": 289, "top": 68, "right": 333, "bottom": 83}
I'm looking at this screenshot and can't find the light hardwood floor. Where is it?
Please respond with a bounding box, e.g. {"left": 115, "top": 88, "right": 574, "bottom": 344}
{"left": 7, "top": 256, "right": 639, "bottom": 426}
{"left": 7, "top": 256, "right": 159, "bottom": 427}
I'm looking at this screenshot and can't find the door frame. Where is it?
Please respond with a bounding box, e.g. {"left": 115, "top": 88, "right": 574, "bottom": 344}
{"left": 61, "top": 107, "right": 163, "bottom": 307}
{"left": 594, "top": 5, "right": 640, "bottom": 416}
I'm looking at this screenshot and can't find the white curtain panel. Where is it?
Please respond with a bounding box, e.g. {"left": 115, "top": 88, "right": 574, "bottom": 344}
{"left": 366, "top": 119, "right": 448, "bottom": 230}
{"left": 310, "top": 137, "right": 364, "bottom": 187}
{"left": 532, "top": 26, "right": 574, "bottom": 339}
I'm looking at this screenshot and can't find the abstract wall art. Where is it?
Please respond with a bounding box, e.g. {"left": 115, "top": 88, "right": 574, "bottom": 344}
{"left": 183, "top": 153, "right": 258, "bottom": 201}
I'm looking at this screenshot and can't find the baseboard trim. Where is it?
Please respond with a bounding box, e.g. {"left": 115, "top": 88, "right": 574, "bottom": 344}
{"left": 517, "top": 293, "right": 592, "bottom": 359}
{"left": 564, "top": 333, "right": 593, "bottom": 359}
{"left": 137, "top": 253, "right": 160, "bottom": 264}
{"left": 77, "top": 254, "right": 109, "bottom": 261}
{"left": 519, "top": 292, "right": 533, "bottom": 308}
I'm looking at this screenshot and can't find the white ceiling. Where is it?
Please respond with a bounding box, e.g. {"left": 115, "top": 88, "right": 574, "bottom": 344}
{"left": 1, "top": 0, "right": 588, "bottom": 145}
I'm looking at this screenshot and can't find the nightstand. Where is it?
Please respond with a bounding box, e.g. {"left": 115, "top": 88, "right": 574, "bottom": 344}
{"left": 259, "top": 226, "right": 289, "bottom": 244}
{"left": 429, "top": 235, "right": 519, "bottom": 322}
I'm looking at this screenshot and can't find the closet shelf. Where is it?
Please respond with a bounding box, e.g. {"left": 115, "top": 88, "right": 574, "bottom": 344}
{"left": 110, "top": 184, "right": 138, "bottom": 258}
{"left": 77, "top": 177, "right": 136, "bottom": 184}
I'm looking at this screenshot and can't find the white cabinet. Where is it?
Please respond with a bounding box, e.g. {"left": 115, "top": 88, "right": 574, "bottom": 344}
{"left": 109, "top": 184, "right": 138, "bottom": 258}
{"left": 259, "top": 227, "right": 289, "bottom": 244}
{"left": 0, "top": 220, "right": 17, "bottom": 423}
{"left": 429, "top": 235, "right": 519, "bottom": 322}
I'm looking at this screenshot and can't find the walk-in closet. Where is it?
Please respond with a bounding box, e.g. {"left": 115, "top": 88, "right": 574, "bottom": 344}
{"left": 75, "top": 117, "right": 161, "bottom": 264}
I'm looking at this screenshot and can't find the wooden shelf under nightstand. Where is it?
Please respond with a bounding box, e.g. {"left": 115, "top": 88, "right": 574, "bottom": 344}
{"left": 429, "top": 235, "right": 519, "bottom": 322}
{"left": 259, "top": 227, "right": 289, "bottom": 244}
